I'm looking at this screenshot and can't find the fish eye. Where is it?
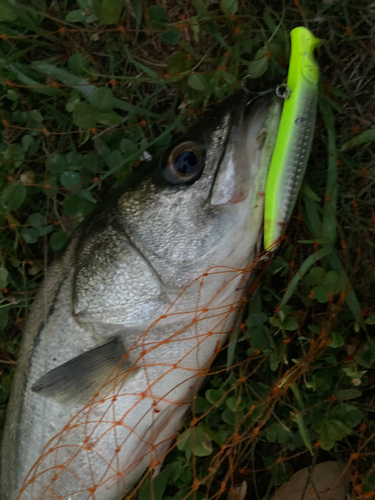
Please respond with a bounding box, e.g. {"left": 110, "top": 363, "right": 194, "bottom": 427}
{"left": 162, "top": 141, "right": 204, "bottom": 184}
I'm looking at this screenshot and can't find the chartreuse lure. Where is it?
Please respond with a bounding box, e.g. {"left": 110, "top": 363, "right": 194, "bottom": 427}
{"left": 264, "top": 27, "right": 321, "bottom": 251}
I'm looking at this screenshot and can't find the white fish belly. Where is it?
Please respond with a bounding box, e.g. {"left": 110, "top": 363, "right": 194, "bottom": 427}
{"left": 13, "top": 268, "right": 245, "bottom": 500}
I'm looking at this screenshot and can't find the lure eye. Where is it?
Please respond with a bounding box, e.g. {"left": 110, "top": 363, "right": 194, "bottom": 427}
{"left": 163, "top": 141, "right": 204, "bottom": 184}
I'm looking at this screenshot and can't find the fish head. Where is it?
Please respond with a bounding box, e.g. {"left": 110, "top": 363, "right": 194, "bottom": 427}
{"left": 117, "top": 90, "right": 282, "bottom": 289}
{"left": 73, "top": 90, "right": 282, "bottom": 326}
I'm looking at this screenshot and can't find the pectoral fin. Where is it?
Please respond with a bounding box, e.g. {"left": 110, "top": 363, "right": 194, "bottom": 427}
{"left": 31, "top": 338, "right": 135, "bottom": 403}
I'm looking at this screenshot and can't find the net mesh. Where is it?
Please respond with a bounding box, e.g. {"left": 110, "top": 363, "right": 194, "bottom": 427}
{"left": 14, "top": 250, "right": 375, "bottom": 500}
{"left": 1, "top": 2, "right": 375, "bottom": 500}
{"left": 16, "top": 263, "right": 253, "bottom": 499}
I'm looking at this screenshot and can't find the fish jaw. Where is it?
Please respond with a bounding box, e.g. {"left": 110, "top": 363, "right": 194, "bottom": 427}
{"left": 209, "top": 95, "right": 273, "bottom": 207}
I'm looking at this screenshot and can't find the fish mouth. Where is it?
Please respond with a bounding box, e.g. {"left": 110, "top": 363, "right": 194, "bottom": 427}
{"left": 209, "top": 92, "right": 280, "bottom": 208}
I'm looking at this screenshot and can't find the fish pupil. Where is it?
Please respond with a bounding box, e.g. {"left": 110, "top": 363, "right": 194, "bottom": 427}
{"left": 173, "top": 150, "right": 198, "bottom": 176}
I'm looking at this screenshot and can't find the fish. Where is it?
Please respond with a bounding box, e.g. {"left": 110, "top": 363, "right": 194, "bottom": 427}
{"left": 1, "top": 89, "right": 288, "bottom": 500}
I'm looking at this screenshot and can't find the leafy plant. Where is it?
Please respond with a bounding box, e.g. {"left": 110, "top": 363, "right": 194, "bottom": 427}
{"left": 0, "top": 1, "right": 374, "bottom": 499}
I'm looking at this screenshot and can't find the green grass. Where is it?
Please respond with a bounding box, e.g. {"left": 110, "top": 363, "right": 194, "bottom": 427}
{"left": 1, "top": 0, "right": 375, "bottom": 498}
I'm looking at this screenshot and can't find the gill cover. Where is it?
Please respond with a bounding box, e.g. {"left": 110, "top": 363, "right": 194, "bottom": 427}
{"left": 264, "top": 27, "right": 321, "bottom": 251}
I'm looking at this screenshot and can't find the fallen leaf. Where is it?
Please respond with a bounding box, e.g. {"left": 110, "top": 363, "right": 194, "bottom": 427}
{"left": 271, "top": 461, "right": 346, "bottom": 500}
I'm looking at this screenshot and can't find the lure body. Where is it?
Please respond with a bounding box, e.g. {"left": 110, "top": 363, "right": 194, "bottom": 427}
{"left": 264, "top": 27, "right": 321, "bottom": 251}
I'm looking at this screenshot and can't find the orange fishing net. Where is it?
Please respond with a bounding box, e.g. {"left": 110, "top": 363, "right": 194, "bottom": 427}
{"left": 16, "top": 262, "right": 255, "bottom": 499}
{"left": 13, "top": 247, "right": 375, "bottom": 500}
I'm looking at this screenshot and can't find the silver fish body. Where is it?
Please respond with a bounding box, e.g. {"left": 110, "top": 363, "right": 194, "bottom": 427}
{"left": 1, "top": 91, "right": 282, "bottom": 500}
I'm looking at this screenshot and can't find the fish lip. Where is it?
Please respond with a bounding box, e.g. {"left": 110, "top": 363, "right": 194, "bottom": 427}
{"left": 220, "top": 96, "right": 269, "bottom": 206}
{"left": 209, "top": 92, "right": 273, "bottom": 207}
{"left": 217, "top": 191, "right": 248, "bottom": 206}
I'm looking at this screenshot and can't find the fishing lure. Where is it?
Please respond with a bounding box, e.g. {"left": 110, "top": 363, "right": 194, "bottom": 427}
{"left": 264, "top": 27, "right": 321, "bottom": 251}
